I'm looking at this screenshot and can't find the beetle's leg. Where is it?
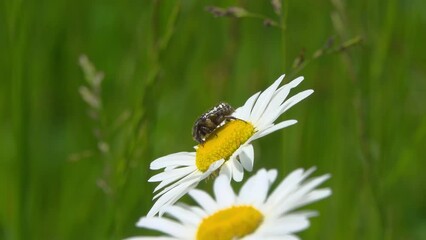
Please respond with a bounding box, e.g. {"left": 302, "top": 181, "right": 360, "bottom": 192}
{"left": 225, "top": 115, "right": 247, "bottom": 123}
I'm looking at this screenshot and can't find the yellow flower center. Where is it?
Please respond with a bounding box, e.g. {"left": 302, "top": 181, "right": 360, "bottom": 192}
{"left": 195, "top": 120, "right": 255, "bottom": 172}
{"left": 196, "top": 205, "right": 263, "bottom": 240}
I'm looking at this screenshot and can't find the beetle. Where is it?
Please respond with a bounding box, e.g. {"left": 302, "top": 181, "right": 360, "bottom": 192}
{"left": 192, "top": 102, "right": 235, "bottom": 144}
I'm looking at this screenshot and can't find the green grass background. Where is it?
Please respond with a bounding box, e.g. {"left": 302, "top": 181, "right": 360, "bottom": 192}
{"left": 1, "top": 0, "right": 426, "bottom": 239}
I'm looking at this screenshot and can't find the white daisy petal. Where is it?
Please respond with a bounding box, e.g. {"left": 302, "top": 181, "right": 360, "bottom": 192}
{"left": 152, "top": 168, "right": 198, "bottom": 192}
{"left": 238, "top": 169, "right": 270, "bottom": 205}
{"left": 251, "top": 120, "right": 298, "bottom": 141}
{"left": 164, "top": 165, "right": 178, "bottom": 171}
{"left": 234, "top": 91, "right": 261, "bottom": 120}
{"left": 289, "top": 174, "right": 331, "bottom": 200}
{"left": 231, "top": 158, "right": 244, "bottom": 182}
{"left": 188, "top": 206, "right": 207, "bottom": 218}
{"left": 249, "top": 75, "right": 284, "bottom": 124}
{"left": 290, "top": 188, "right": 332, "bottom": 210}
{"left": 148, "top": 160, "right": 224, "bottom": 217}
{"left": 149, "top": 166, "right": 195, "bottom": 182}
{"left": 150, "top": 152, "right": 195, "bottom": 170}
{"left": 152, "top": 169, "right": 196, "bottom": 193}
{"left": 265, "top": 215, "right": 311, "bottom": 234}
{"left": 256, "top": 76, "right": 304, "bottom": 129}
{"left": 148, "top": 180, "right": 197, "bottom": 217}
{"left": 189, "top": 189, "right": 218, "bottom": 213}
{"left": 279, "top": 89, "right": 314, "bottom": 115}
{"left": 285, "top": 76, "right": 304, "bottom": 88}
{"left": 279, "top": 182, "right": 331, "bottom": 215}
{"left": 244, "top": 169, "right": 271, "bottom": 205}
{"left": 214, "top": 174, "right": 236, "bottom": 207}
{"left": 153, "top": 171, "right": 200, "bottom": 198}
{"left": 268, "top": 175, "right": 332, "bottom": 217}
{"left": 136, "top": 217, "right": 190, "bottom": 238}
{"left": 153, "top": 161, "right": 222, "bottom": 199}
{"left": 238, "top": 171, "right": 260, "bottom": 202}
{"left": 267, "top": 169, "right": 278, "bottom": 183}
{"left": 266, "top": 168, "right": 311, "bottom": 207}
{"left": 165, "top": 205, "right": 202, "bottom": 226}
{"left": 239, "top": 144, "right": 254, "bottom": 171}
{"left": 219, "top": 161, "right": 232, "bottom": 181}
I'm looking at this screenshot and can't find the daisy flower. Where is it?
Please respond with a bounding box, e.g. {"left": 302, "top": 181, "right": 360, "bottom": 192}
{"left": 148, "top": 74, "right": 313, "bottom": 217}
{"left": 129, "top": 167, "right": 331, "bottom": 240}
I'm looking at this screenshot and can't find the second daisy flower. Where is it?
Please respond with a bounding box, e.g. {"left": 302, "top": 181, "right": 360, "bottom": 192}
{"left": 131, "top": 167, "right": 331, "bottom": 239}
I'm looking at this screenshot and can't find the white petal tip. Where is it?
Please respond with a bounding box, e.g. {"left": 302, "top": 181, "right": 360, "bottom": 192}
{"left": 208, "top": 159, "right": 225, "bottom": 172}
{"left": 268, "top": 169, "right": 278, "bottom": 182}
{"left": 288, "top": 119, "right": 298, "bottom": 125}
{"left": 136, "top": 217, "right": 149, "bottom": 227}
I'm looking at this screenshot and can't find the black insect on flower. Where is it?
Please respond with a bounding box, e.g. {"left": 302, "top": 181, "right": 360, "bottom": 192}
{"left": 192, "top": 102, "right": 235, "bottom": 144}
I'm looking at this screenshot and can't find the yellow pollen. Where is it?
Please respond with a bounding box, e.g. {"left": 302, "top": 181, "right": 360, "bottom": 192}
{"left": 196, "top": 205, "right": 263, "bottom": 240}
{"left": 196, "top": 120, "right": 255, "bottom": 172}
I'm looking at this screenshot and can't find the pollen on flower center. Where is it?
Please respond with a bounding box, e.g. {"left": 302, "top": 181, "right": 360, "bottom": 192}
{"left": 196, "top": 205, "right": 263, "bottom": 240}
{"left": 195, "top": 120, "right": 255, "bottom": 172}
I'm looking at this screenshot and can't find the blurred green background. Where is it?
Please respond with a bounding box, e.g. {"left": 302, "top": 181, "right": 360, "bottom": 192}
{"left": 1, "top": 0, "right": 426, "bottom": 239}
